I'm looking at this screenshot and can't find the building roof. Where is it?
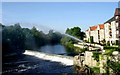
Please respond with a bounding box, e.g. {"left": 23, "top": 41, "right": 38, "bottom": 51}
{"left": 90, "top": 26, "right": 97, "bottom": 31}
{"left": 99, "top": 24, "right": 104, "bottom": 29}
{"left": 114, "top": 8, "right": 120, "bottom": 16}
{"left": 85, "top": 29, "right": 89, "bottom": 32}
{"left": 85, "top": 24, "right": 104, "bottom": 32}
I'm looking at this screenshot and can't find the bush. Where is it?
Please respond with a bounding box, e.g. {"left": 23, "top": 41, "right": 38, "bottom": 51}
{"left": 116, "top": 40, "right": 119, "bottom": 45}
{"left": 107, "top": 42, "right": 110, "bottom": 46}
{"left": 89, "top": 67, "right": 100, "bottom": 73}
{"left": 112, "top": 43, "right": 115, "bottom": 45}
{"left": 104, "top": 46, "right": 120, "bottom": 51}
{"left": 90, "top": 36, "right": 94, "bottom": 43}
{"left": 104, "top": 58, "right": 120, "bottom": 74}
{"left": 83, "top": 40, "right": 89, "bottom": 43}
{"left": 92, "top": 52, "right": 101, "bottom": 62}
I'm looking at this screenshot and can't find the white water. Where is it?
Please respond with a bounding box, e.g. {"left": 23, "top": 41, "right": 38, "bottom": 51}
{"left": 24, "top": 50, "right": 73, "bottom": 66}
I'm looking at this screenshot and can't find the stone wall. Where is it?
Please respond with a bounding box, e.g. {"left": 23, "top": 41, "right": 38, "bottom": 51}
{"left": 73, "top": 51, "right": 98, "bottom": 68}
{"left": 73, "top": 51, "right": 120, "bottom": 73}
{"left": 85, "top": 51, "right": 98, "bottom": 67}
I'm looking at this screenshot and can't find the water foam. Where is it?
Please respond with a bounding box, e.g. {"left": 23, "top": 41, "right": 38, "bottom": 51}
{"left": 24, "top": 50, "right": 73, "bottom": 66}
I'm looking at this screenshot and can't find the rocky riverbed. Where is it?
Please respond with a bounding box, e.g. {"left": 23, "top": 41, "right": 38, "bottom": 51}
{"left": 2, "top": 54, "right": 74, "bottom": 74}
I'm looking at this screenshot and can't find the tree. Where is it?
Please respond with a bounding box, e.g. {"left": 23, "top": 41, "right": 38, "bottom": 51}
{"left": 61, "top": 27, "right": 85, "bottom": 48}
{"left": 90, "top": 36, "right": 94, "bottom": 43}
{"left": 47, "top": 30, "right": 62, "bottom": 44}
{"left": 2, "top": 23, "right": 63, "bottom": 57}
{"left": 65, "top": 27, "right": 85, "bottom": 40}
{"left": 2, "top": 24, "right": 25, "bottom": 57}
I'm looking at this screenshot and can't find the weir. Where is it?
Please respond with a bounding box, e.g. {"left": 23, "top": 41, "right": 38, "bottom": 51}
{"left": 24, "top": 50, "right": 73, "bottom": 66}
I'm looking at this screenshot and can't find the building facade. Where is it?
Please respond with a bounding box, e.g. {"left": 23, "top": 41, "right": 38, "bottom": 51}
{"left": 84, "top": 24, "right": 104, "bottom": 43}
{"left": 84, "top": 8, "right": 120, "bottom": 45}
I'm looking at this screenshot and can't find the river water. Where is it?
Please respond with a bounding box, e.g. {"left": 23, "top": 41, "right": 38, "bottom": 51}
{"left": 39, "top": 44, "right": 67, "bottom": 55}
{"left": 3, "top": 44, "right": 75, "bottom": 74}
{"left": 38, "top": 44, "right": 76, "bottom": 56}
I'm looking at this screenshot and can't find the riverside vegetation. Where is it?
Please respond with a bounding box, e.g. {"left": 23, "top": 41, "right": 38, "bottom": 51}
{"left": 61, "top": 27, "right": 86, "bottom": 53}
{"left": 2, "top": 23, "right": 85, "bottom": 58}
{"left": 2, "top": 23, "right": 62, "bottom": 57}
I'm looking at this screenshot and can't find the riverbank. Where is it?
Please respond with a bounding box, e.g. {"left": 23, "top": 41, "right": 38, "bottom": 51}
{"left": 3, "top": 52, "right": 74, "bottom": 74}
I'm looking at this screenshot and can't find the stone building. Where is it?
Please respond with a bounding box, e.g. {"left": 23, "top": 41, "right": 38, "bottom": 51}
{"left": 84, "top": 8, "right": 120, "bottom": 45}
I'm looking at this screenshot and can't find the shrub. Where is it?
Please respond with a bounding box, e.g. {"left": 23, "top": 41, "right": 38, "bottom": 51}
{"left": 116, "top": 40, "right": 119, "bottom": 45}
{"left": 89, "top": 67, "right": 100, "bottom": 73}
{"left": 107, "top": 42, "right": 110, "bottom": 46}
{"left": 92, "top": 52, "right": 102, "bottom": 62}
{"left": 83, "top": 40, "right": 88, "bottom": 43}
{"left": 112, "top": 43, "right": 115, "bottom": 45}
{"left": 104, "top": 46, "right": 120, "bottom": 51}
{"left": 90, "top": 36, "right": 94, "bottom": 43}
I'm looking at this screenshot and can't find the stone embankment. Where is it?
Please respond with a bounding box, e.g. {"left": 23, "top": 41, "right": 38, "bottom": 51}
{"left": 73, "top": 50, "right": 120, "bottom": 73}
{"left": 74, "top": 42, "right": 103, "bottom": 50}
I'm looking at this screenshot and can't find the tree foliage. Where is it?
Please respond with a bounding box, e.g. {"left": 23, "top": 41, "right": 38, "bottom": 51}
{"left": 2, "top": 23, "right": 25, "bottom": 56}
{"left": 104, "top": 57, "right": 120, "bottom": 74}
{"left": 92, "top": 52, "right": 101, "bottom": 62}
{"left": 65, "top": 27, "right": 85, "bottom": 40}
{"left": 61, "top": 27, "right": 85, "bottom": 53}
{"left": 61, "top": 27, "right": 85, "bottom": 45}
{"left": 2, "top": 23, "right": 62, "bottom": 57}
{"left": 90, "top": 36, "right": 94, "bottom": 43}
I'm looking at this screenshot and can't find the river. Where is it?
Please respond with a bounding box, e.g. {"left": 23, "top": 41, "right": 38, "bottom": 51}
{"left": 39, "top": 44, "right": 67, "bottom": 55}
{"left": 38, "top": 44, "right": 76, "bottom": 56}
{"left": 2, "top": 44, "right": 75, "bottom": 74}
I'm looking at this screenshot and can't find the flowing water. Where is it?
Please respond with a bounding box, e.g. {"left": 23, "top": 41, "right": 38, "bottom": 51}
{"left": 3, "top": 54, "right": 73, "bottom": 74}
{"left": 3, "top": 22, "right": 85, "bottom": 74}
{"left": 3, "top": 44, "right": 74, "bottom": 74}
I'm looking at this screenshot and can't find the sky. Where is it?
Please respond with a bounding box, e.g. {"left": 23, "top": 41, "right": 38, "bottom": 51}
{"left": 2, "top": 2, "right": 119, "bottom": 33}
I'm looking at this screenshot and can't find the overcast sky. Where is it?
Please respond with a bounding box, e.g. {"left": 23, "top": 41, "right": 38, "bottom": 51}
{"left": 2, "top": 2, "right": 118, "bottom": 33}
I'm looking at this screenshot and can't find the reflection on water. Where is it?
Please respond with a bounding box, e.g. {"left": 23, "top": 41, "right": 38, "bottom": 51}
{"left": 38, "top": 44, "right": 76, "bottom": 56}
{"left": 39, "top": 44, "right": 67, "bottom": 54}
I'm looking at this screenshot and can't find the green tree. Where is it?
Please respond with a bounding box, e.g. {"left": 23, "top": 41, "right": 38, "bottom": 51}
{"left": 65, "top": 27, "right": 85, "bottom": 40}
{"left": 61, "top": 27, "right": 85, "bottom": 45}
{"left": 90, "top": 36, "right": 94, "bottom": 43}
{"left": 2, "top": 23, "right": 25, "bottom": 57}
{"left": 2, "top": 23, "right": 63, "bottom": 57}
